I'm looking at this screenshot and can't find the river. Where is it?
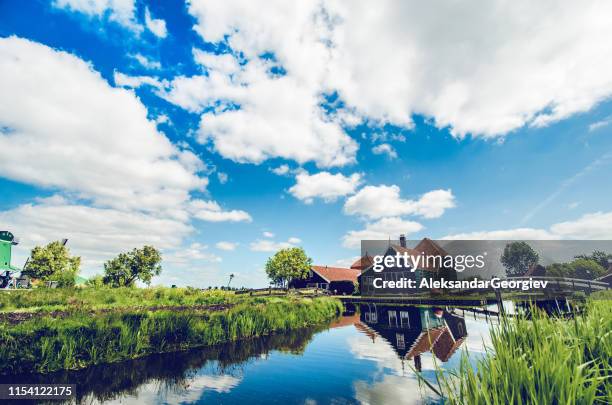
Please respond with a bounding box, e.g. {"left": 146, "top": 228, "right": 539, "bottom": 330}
{"left": 6, "top": 305, "right": 494, "bottom": 404}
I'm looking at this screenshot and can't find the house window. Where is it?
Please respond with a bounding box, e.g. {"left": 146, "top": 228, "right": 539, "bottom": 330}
{"left": 388, "top": 310, "right": 398, "bottom": 327}
{"left": 396, "top": 333, "right": 405, "bottom": 350}
{"left": 400, "top": 311, "right": 410, "bottom": 328}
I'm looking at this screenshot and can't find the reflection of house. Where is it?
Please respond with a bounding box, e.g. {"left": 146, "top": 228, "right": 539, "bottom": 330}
{"left": 289, "top": 266, "right": 360, "bottom": 295}
{"left": 358, "top": 236, "right": 457, "bottom": 295}
{"left": 359, "top": 304, "right": 467, "bottom": 364}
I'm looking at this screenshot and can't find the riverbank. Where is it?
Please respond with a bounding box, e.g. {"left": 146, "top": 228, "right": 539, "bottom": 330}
{"left": 0, "top": 288, "right": 343, "bottom": 375}
{"left": 438, "top": 294, "right": 612, "bottom": 404}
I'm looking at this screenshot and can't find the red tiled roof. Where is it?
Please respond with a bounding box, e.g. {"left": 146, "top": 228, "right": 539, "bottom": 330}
{"left": 311, "top": 265, "right": 361, "bottom": 283}
{"left": 432, "top": 328, "right": 466, "bottom": 362}
{"left": 350, "top": 255, "right": 374, "bottom": 270}
{"left": 405, "top": 326, "right": 446, "bottom": 359}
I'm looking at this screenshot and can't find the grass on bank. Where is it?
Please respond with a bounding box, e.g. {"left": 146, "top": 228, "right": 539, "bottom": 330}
{"left": 0, "top": 295, "right": 343, "bottom": 375}
{"left": 0, "top": 287, "right": 238, "bottom": 313}
{"left": 438, "top": 296, "right": 611, "bottom": 405}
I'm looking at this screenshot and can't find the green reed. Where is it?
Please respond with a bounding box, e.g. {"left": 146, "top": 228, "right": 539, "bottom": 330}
{"left": 437, "top": 299, "right": 611, "bottom": 405}
{"left": 0, "top": 297, "right": 343, "bottom": 375}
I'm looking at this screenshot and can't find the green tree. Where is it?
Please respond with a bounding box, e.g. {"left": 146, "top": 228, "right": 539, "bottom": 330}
{"left": 500, "top": 242, "right": 539, "bottom": 277}
{"left": 103, "top": 246, "right": 162, "bottom": 287}
{"left": 568, "top": 258, "right": 605, "bottom": 280}
{"left": 574, "top": 250, "right": 612, "bottom": 270}
{"left": 22, "top": 241, "right": 80, "bottom": 287}
{"left": 265, "top": 247, "right": 312, "bottom": 288}
{"left": 545, "top": 262, "right": 573, "bottom": 278}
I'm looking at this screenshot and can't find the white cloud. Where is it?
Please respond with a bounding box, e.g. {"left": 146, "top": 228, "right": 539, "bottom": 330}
{"left": 189, "top": 200, "right": 252, "bottom": 223}
{"left": 193, "top": 48, "right": 240, "bottom": 75}
{"left": 372, "top": 143, "right": 397, "bottom": 159}
{"left": 54, "top": 0, "right": 140, "bottom": 31}
{"left": 217, "top": 172, "right": 228, "bottom": 184}
{"left": 342, "top": 217, "right": 423, "bottom": 248}
{"left": 250, "top": 237, "right": 301, "bottom": 252}
{"left": 344, "top": 185, "right": 455, "bottom": 219}
{"left": 144, "top": 7, "right": 167, "bottom": 38}
{"left": 113, "top": 71, "right": 163, "bottom": 88}
{"left": 270, "top": 164, "right": 291, "bottom": 176}
{"left": 216, "top": 241, "right": 237, "bottom": 251}
{"left": 0, "top": 37, "right": 205, "bottom": 214}
{"left": 444, "top": 211, "right": 612, "bottom": 240}
{"left": 165, "top": 243, "right": 222, "bottom": 265}
{"left": 160, "top": 58, "right": 359, "bottom": 167}
{"left": 263, "top": 231, "right": 275, "bottom": 238}
{"left": 1, "top": 197, "right": 191, "bottom": 275}
{"left": 130, "top": 53, "right": 161, "bottom": 70}
{"left": 289, "top": 172, "right": 362, "bottom": 203}
{"left": 589, "top": 116, "right": 612, "bottom": 132}
{"left": 185, "top": 0, "right": 612, "bottom": 138}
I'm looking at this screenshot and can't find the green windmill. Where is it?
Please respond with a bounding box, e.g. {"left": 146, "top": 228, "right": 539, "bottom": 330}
{"left": 0, "top": 231, "right": 27, "bottom": 289}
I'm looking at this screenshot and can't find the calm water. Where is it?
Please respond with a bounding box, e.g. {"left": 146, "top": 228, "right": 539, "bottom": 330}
{"left": 10, "top": 306, "right": 494, "bottom": 405}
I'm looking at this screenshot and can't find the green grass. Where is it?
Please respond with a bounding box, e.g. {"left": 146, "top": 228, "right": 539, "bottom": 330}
{"left": 0, "top": 287, "right": 236, "bottom": 313}
{"left": 438, "top": 298, "right": 612, "bottom": 404}
{"left": 0, "top": 294, "right": 343, "bottom": 375}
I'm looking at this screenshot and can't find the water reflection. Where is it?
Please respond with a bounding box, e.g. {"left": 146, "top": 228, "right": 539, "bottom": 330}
{"left": 358, "top": 305, "right": 467, "bottom": 371}
{"left": 8, "top": 305, "right": 488, "bottom": 404}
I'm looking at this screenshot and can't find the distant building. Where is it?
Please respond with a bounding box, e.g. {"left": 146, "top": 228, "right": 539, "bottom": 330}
{"left": 289, "top": 265, "right": 360, "bottom": 295}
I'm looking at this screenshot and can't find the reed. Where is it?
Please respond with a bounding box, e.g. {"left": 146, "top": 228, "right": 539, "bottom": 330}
{"left": 438, "top": 299, "right": 611, "bottom": 404}
{"left": 0, "top": 296, "right": 343, "bottom": 375}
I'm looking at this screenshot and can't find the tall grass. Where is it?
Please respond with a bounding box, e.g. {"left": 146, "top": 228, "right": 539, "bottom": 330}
{"left": 0, "top": 297, "right": 343, "bottom": 375}
{"left": 438, "top": 299, "right": 611, "bottom": 404}
{"left": 0, "top": 287, "right": 235, "bottom": 313}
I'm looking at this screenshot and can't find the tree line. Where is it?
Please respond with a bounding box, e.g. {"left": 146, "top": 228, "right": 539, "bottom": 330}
{"left": 21, "top": 241, "right": 162, "bottom": 288}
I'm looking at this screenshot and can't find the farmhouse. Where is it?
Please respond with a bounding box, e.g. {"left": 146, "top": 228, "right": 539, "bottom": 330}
{"left": 358, "top": 236, "right": 457, "bottom": 295}
{"left": 289, "top": 265, "right": 361, "bottom": 295}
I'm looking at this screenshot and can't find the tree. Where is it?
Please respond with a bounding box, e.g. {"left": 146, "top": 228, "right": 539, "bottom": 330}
{"left": 545, "top": 263, "right": 573, "bottom": 278}
{"left": 500, "top": 242, "right": 539, "bottom": 277}
{"left": 265, "top": 247, "right": 312, "bottom": 288}
{"left": 22, "top": 241, "right": 80, "bottom": 287}
{"left": 568, "top": 258, "right": 605, "bottom": 280}
{"left": 574, "top": 250, "right": 612, "bottom": 270}
{"left": 103, "top": 246, "right": 162, "bottom": 287}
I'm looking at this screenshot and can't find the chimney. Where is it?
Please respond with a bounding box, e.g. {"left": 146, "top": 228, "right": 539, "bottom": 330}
{"left": 399, "top": 234, "right": 406, "bottom": 248}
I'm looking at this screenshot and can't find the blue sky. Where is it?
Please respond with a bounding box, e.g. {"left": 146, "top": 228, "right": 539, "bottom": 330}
{"left": 1, "top": 0, "right": 612, "bottom": 287}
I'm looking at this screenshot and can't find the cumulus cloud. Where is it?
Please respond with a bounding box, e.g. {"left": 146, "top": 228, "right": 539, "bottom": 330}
{"left": 129, "top": 53, "right": 161, "bottom": 70}
{"left": 189, "top": 200, "right": 252, "bottom": 223}
{"left": 217, "top": 172, "right": 228, "bottom": 184}
{"left": 54, "top": 0, "right": 140, "bottom": 31}
{"left": 1, "top": 196, "right": 191, "bottom": 274}
{"left": 342, "top": 217, "right": 423, "bottom": 248}
{"left": 0, "top": 37, "right": 205, "bottom": 214}
{"left": 250, "top": 237, "right": 301, "bottom": 252}
{"left": 0, "top": 37, "right": 251, "bottom": 278}
{"left": 184, "top": 0, "right": 612, "bottom": 139}
{"left": 159, "top": 54, "right": 358, "bottom": 167}
{"left": 262, "top": 231, "right": 275, "bottom": 238}
{"left": 344, "top": 185, "right": 455, "bottom": 219}
{"left": 444, "top": 211, "right": 612, "bottom": 240}
{"left": 165, "top": 243, "right": 222, "bottom": 265}
{"left": 144, "top": 7, "right": 167, "bottom": 38}
{"left": 270, "top": 164, "right": 291, "bottom": 176}
{"left": 215, "top": 241, "right": 237, "bottom": 251}
{"left": 113, "top": 71, "right": 163, "bottom": 88}
{"left": 289, "top": 171, "right": 362, "bottom": 203}
{"left": 588, "top": 116, "right": 612, "bottom": 132}
{"left": 372, "top": 143, "right": 397, "bottom": 159}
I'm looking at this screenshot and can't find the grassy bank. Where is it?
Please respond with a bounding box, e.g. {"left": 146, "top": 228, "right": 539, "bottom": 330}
{"left": 0, "top": 286, "right": 237, "bottom": 313}
{"left": 0, "top": 292, "right": 343, "bottom": 375}
{"left": 439, "top": 297, "right": 611, "bottom": 404}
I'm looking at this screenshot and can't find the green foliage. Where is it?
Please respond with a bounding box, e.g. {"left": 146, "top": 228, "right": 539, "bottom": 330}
{"left": 438, "top": 300, "right": 612, "bottom": 404}
{"left": 265, "top": 247, "right": 312, "bottom": 287}
{"left": 546, "top": 258, "right": 606, "bottom": 280}
{"left": 0, "top": 286, "right": 235, "bottom": 313}
{"left": 574, "top": 250, "right": 612, "bottom": 270}
{"left": 500, "top": 242, "right": 539, "bottom": 277}
{"left": 22, "top": 241, "right": 80, "bottom": 286}
{"left": 85, "top": 275, "right": 105, "bottom": 288}
{"left": 0, "top": 297, "right": 342, "bottom": 375}
{"left": 103, "top": 246, "right": 162, "bottom": 287}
